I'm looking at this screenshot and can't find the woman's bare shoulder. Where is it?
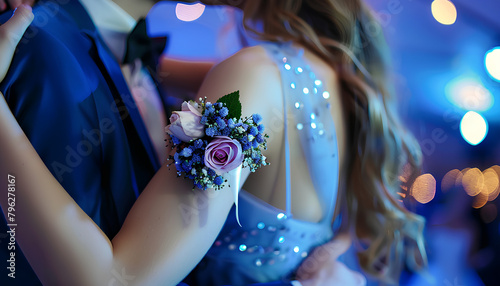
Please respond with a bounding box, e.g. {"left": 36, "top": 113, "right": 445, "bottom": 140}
{"left": 223, "top": 45, "right": 276, "bottom": 70}
{"left": 197, "top": 45, "right": 281, "bottom": 106}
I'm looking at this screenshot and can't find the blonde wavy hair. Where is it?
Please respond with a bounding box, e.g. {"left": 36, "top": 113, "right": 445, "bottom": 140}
{"left": 241, "top": 0, "right": 427, "bottom": 283}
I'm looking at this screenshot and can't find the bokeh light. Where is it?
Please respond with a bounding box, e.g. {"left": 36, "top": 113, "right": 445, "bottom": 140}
{"left": 462, "top": 168, "right": 483, "bottom": 196}
{"left": 488, "top": 166, "right": 500, "bottom": 201}
{"left": 460, "top": 111, "right": 488, "bottom": 146}
{"left": 441, "top": 169, "right": 461, "bottom": 192}
{"left": 431, "top": 0, "right": 457, "bottom": 25}
{"left": 439, "top": 166, "right": 500, "bottom": 209}
{"left": 175, "top": 3, "right": 206, "bottom": 22}
{"left": 488, "top": 186, "right": 500, "bottom": 202}
{"left": 411, "top": 174, "right": 436, "bottom": 204}
{"left": 483, "top": 168, "right": 500, "bottom": 196}
{"left": 472, "top": 192, "right": 488, "bottom": 209}
{"left": 455, "top": 168, "right": 467, "bottom": 187}
{"left": 449, "top": 166, "right": 500, "bottom": 205}
{"left": 485, "top": 47, "right": 500, "bottom": 81}
{"left": 445, "top": 77, "right": 494, "bottom": 111}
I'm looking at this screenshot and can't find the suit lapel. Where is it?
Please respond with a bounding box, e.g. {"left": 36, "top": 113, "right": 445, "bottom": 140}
{"left": 60, "top": 0, "right": 161, "bottom": 172}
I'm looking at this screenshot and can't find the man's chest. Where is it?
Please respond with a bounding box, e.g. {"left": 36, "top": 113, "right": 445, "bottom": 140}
{"left": 122, "top": 62, "right": 168, "bottom": 164}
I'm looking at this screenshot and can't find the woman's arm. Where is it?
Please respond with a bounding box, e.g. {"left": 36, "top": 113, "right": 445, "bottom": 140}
{"left": 0, "top": 92, "right": 247, "bottom": 285}
{"left": 0, "top": 33, "right": 275, "bottom": 285}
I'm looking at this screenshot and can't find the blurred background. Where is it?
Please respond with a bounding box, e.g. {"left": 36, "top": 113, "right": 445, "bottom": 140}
{"left": 139, "top": 0, "right": 499, "bottom": 284}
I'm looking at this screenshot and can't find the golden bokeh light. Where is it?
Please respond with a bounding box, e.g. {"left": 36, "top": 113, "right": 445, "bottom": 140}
{"left": 411, "top": 174, "right": 436, "bottom": 204}
{"left": 490, "top": 165, "right": 500, "bottom": 173}
{"left": 487, "top": 165, "right": 500, "bottom": 201}
{"left": 431, "top": 0, "right": 457, "bottom": 25}
{"left": 489, "top": 165, "right": 500, "bottom": 180}
{"left": 455, "top": 168, "right": 468, "bottom": 187}
{"left": 441, "top": 169, "right": 461, "bottom": 192}
{"left": 461, "top": 167, "right": 470, "bottom": 173}
{"left": 488, "top": 186, "right": 500, "bottom": 202}
{"left": 462, "top": 168, "right": 483, "bottom": 196}
{"left": 482, "top": 168, "right": 499, "bottom": 195}
{"left": 439, "top": 165, "right": 500, "bottom": 206}
{"left": 472, "top": 192, "right": 488, "bottom": 209}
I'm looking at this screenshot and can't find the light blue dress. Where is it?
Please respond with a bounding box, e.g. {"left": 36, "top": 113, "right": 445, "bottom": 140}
{"left": 191, "top": 42, "right": 341, "bottom": 285}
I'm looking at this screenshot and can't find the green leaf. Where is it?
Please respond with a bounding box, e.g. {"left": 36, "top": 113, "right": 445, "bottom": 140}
{"left": 217, "top": 90, "right": 242, "bottom": 119}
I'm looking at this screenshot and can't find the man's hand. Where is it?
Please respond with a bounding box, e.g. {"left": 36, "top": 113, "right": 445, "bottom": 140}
{"left": 296, "top": 233, "right": 367, "bottom": 286}
{"left": 0, "top": 0, "right": 35, "bottom": 12}
{"left": 0, "top": 4, "right": 33, "bottom": 82}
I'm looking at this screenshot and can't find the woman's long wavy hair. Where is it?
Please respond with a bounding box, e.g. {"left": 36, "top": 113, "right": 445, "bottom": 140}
{"left": 241, "top": 0, "right": 427, "bottom": 283}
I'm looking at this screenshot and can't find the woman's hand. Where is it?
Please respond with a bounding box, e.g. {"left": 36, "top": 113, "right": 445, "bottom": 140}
{"left": 0, "top": 0, "right": 35, "bottom": 12}
{"left": 296, "top": 233, "right": 367, "bottom": 286}
{"left": 0, "top": 4, "right": 33, "bottom": 82}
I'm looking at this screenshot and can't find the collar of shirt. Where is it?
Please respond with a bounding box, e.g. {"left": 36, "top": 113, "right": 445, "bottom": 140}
{"left": 79, "top": 0, "right": 136, "bottom": 63}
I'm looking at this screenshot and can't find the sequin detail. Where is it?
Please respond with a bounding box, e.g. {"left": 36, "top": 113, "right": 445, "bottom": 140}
{"left": 198, "top": 43, "right": 340, "bottom": 285}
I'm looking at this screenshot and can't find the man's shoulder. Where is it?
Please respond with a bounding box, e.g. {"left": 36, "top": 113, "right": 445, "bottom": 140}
{"left": 0, "top": 0, "right": 84, "bottom": 60}
{"left": 0, "top": 0, "right": 97, "bottom": 100}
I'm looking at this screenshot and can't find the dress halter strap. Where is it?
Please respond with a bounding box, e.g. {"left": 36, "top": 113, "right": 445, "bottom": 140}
{"left": 262, "top": 42, "right": 340, "bottom": 224}
{"left": 282, "top": 69, "right": 293, "bottom": 218}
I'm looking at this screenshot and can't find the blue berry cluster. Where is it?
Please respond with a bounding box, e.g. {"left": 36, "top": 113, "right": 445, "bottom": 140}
{"left": 202, "top": 102, "right": 233, "bottom": 138}
{"left": 171, "top": 137, "right": 226, "bottom": 190}
{"left": 167, "top": 97, "right": 269, "bottom": 190}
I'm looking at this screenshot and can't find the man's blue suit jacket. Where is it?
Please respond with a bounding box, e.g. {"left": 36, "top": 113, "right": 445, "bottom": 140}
{"left": 0, "top": 0, "right": 160, "bottom": 284}
{"left": 0, "top": 1, "right": 293, "bottom": 285}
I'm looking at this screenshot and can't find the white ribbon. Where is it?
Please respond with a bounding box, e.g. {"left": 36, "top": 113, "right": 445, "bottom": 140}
{"left": 225, "top": 164, "right": 243, "bottom": 227}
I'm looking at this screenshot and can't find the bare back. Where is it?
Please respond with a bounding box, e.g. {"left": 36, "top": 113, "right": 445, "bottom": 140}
{"left": 199, "top": 43, "right": 347, "bottom": 223}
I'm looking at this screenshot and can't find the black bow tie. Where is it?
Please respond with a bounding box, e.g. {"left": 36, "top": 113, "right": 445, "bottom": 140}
{"left": 122, "top": 18, "right": 168, "bottom": 72}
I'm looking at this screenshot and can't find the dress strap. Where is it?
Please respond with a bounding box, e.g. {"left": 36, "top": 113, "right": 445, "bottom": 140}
{"left": 282, "top": 59, "right": 293, "bottom": 218}
{"left": 261, "top": 42, "right": 340, "bottom": 223}
{"left": 261, "top": 43, "right": 294, "bottom": 217}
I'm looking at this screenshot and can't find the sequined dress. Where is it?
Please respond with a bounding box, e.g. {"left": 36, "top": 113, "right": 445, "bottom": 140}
{"left": 191, "top": 42, "right": 341, "bottom": 285}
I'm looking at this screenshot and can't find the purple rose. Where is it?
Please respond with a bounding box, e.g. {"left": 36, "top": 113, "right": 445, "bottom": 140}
{"left": 205, "top": 136, "right": 243, "bottom": 174}
{"left": 165, "top": 101, "right": 204, "bottom": 142}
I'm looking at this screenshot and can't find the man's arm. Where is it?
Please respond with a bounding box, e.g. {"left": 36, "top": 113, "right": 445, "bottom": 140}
{"left": 158, "top": 56, "right": 215, "bottom": 94}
